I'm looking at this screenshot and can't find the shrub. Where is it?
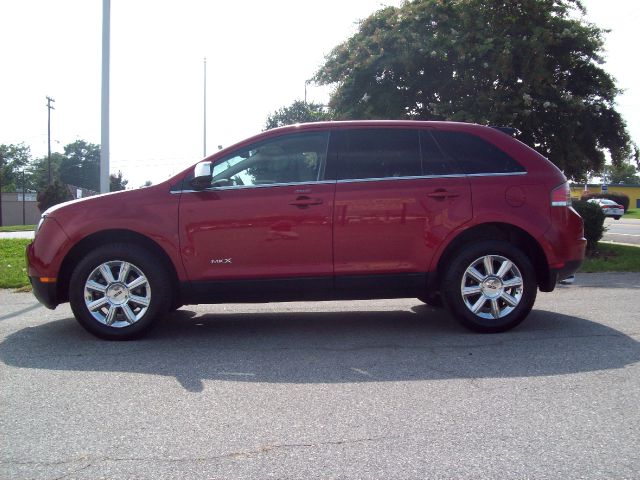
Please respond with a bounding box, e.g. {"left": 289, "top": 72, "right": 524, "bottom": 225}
{"left": 37, "top": 180, "right": 73, "bottom": 212}
{"left": 580, "top": 192, "right": 630, "bottom": 212}
{"left": 572, "top": 200, "right": 606, "bottom": 253}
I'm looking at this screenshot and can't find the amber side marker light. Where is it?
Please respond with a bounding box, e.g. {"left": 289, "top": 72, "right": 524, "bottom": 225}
{"left": 39, "top": 277, "right": 57, "bottom": 283}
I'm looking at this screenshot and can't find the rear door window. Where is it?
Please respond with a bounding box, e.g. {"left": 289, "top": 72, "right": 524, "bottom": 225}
{"left": 337, "top": 129, "right": 421, "bottom": 180}
{"left": 420, "top": 130, "right": 461, "bottom": 176}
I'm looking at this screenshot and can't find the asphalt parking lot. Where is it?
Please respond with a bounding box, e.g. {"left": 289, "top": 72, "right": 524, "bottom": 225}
{"left": 603, "top": 217, "right": 640, "bottom": 245}
{"left": 1, "top": 273, "right": 639, "bottom": 479}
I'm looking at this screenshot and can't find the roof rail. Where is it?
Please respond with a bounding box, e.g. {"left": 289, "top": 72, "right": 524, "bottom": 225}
{"left": 490, "top": 126, "right": 521, "bottom": 137}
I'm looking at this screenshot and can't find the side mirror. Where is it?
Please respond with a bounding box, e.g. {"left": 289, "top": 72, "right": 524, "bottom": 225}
{"left": 190, "top": 161, "right": 212, "bottom": 190}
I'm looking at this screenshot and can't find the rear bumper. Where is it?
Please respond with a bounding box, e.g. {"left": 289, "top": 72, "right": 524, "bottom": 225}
{"left": 28, "top": 276, "right": 59, "bottom": 309}
{"left": 539, "top": 259, "right": 583, "bottom": 292}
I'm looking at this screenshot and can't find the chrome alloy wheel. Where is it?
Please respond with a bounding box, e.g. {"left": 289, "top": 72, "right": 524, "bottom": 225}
{"left": 83, "top": 260, "right": 151, "bottom": 327}
{"left": 460, "top": 254, "right": 524, "bottom": 320}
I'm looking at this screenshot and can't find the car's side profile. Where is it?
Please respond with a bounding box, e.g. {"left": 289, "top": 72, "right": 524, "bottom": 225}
{"left": 27, "top": 121, "right": 586, "bottom": 339}
{"left": 587, "top": 197, "right": 624, "bottom": 220}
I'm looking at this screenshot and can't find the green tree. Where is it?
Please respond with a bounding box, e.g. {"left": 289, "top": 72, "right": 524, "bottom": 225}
{"left": 36, "top": 180, "right": 73, "bottom": 212}
{"left": 110, "top": 170, "right": 129, "bottom": 191}
{"left": 0, "top": 144, "right": 31, "bottom": 192}
{"left": 27, "top": 153, "right": 64, "bottom": 191}
{"left": 314, "top": 0, "right": 635, "bottom": 180}
{"left": 607, "top": 161, "right": 640, "bottom": 185}
{"left": 59, "top": 140, "right": 100, "bottom": 191}
{"left": 265, "top": 100, "right": 333, "bottom": 130}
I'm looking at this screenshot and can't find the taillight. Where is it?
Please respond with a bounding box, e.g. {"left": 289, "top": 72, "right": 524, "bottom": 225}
{"left": 551, "top": 182, "right": 571, "bottom": 207}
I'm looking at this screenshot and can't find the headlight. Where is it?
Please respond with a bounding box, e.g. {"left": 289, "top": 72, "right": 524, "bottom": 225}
{"left": 35, "top": 215, "right": 46, "bottom": 235}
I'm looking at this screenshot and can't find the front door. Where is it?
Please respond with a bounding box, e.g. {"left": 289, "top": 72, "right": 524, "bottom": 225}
{"left": 179, "top": 131, "right": 334, "bottom": 287}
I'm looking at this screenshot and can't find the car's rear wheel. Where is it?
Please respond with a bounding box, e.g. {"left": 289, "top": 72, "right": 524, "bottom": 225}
{"left": 442, "top": 240, "right": 537, "bottom": 333}
{"left": 69, "top": 244, "right": 172, "bottom": 340}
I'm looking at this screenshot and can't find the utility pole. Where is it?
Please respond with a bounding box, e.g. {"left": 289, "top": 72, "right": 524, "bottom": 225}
{"left": 46, "top": 96, "right": 55, "bottom": 185}
{"left": 0, "top": 152, "right": 3, "bottom": 226}
{"left": 203, "top": 57, "right": 207, "bottom": 158}
{"left": 22, "top": 169, "right": 26, "bottom": 225}
{"left": 100, "top": 0, "right": 111, "bottom": 193}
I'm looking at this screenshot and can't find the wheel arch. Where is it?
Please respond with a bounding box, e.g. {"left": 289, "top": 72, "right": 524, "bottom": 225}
{"left": 430, "top": 222, "right": 552, "bottom": 293}
{"left": 57, "top": 229, "right": 181, "bottom": 304}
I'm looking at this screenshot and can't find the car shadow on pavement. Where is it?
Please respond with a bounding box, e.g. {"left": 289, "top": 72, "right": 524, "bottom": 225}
{"left": 1, "top": 306, "right": 638, "bottom": 393}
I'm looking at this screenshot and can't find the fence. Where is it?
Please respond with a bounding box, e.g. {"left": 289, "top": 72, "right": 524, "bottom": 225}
{"left": 0, "top": 192, "right": 40, "bottom": 226}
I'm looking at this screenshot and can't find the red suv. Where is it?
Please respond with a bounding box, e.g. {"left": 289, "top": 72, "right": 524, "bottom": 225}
{"left": 26, "top": 121, "right": 585, "bottom": 339}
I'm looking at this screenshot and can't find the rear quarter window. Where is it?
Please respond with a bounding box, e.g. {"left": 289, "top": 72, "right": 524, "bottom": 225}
{"left": 432, "top": 131, "right": 525, "bottom": 174}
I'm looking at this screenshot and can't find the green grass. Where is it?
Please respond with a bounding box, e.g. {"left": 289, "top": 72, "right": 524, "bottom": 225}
{"left": 624, "top": 209, "right": 640, "bottom": 220}
{"left": 0, "top": 238, "right": 31, "bottom": 288}
{"left": 580, "top": 242, "right": 640, "bottom": 273}
{"left": 0, "top": 224, "right": 36, "bottom": 232}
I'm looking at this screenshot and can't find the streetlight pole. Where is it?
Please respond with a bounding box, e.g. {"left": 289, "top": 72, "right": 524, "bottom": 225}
{"left": 22, "top": 169, "right": 26, "bottom": 225}
{"left": 46, "top": 96, "right": 55, "bottom": 185}
{"left": 100, "top": 0, "right": 111, "bottom": 194}
{"left": 203, "top": 57, "right": 207, "bottom": 158}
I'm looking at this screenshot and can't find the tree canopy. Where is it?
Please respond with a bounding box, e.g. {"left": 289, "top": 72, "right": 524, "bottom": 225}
{"left": 314, "top": 0, "right": 636, "bottom": 180}
{"left": 265, "top": 100, "right": 333, "bottom": 130}
{"left": 110, "top": 170, "right": 129, "bottom": 191}
{"left": 2, "top": 140, "right": 130, "bottom": 195}
{"left": 607, "top": 161, "right": 640, "bottom": 185}
{"left": 0, "top": 144, "right": 31, "bottom": 192}
{"left": 58, "top": 140, "right": 101, "bottom": 191}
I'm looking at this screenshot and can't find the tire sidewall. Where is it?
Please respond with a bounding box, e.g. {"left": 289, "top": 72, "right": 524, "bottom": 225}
{"left": 442, "top": 240, "right": 537, "bottom": 333}
{"left": 69, "top": 243, "right": 171, "bottom": 340}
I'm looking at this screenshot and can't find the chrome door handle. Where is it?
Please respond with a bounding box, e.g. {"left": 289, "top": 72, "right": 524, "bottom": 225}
{"left": 427, "top": 190, "right": 459, "bottom": 199}
{"left": 289, "top": 196, "right": 323, "bottom": 208}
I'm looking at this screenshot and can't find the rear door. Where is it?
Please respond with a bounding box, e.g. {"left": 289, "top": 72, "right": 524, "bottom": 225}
{"left": 331, "top": 128, "right": 472, "bottom": 284}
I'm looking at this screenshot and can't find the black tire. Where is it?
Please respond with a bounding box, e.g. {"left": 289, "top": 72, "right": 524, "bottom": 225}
{"left": 441, "top": 240, "right": 537, "bottom": 333}
{"left": 168, "top": 301, "right": 184, "bottom": 313}
{"left": 417, "top": 293, "right": 443, "bottom": 308}
{"left": 69, "top": 243, "right": 172, "bottom": 340}
{"left": 613, "top": 216, "right": 621, "bottom": 220}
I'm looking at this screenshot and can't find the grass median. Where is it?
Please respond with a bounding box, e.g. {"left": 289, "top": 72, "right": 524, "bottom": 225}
{"left": 624, "top": 209, "right": 640, "bottom": 220}
{"left": 1, "top": 238, "right": 639, "bottom": 291}
{"left": 0, "top": 238, "right": 30, "bottom": 288}
{"left": 0, "top": 225, "right": 36, "bottom": 232}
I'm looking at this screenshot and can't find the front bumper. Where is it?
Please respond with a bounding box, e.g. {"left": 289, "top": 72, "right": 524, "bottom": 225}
{"left": 28, "top": 276, "right": 59, "bottom": 309}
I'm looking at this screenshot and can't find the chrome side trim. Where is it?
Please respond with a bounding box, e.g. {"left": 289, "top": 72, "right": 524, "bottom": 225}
{"left": 336, "top": 171, "right": 527, "bottom": 184}
{"left": 465, "top": 171, "right": 527, "bottom": 178}
{"left": 172, "top": 171, "right": 528, "bottom": 193}
{"left": 172, "top": 180, "right": 337, "bottom": 194}
{"left": 336, "top": 174, "right": 466, "bottom": 184}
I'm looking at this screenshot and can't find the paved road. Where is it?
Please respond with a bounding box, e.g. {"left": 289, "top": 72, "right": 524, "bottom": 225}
{"left": 603, "top": 217, "right": 640, "bottom": 245}
{"left": 0, "top": 230, "right": 34, "bottom": 239}
{"left": 1, "top": 274, "right": 639, "bottom": 479}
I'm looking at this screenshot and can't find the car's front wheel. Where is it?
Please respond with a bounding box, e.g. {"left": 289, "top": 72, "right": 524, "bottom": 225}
{"left": 69, "top": 243, "right": 172, "bottom": 340}
{"left": 441, "top": 240, "right": 537, "bottom": 333}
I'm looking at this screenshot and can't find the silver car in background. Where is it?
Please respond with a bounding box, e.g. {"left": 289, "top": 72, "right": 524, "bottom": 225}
{"left": 588, "top": 198, "right": 625, "bottom": 220}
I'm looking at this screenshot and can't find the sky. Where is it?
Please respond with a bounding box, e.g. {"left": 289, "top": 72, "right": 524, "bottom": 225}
{"left": 1, "top": 0, "right": 639, "bottom": 189}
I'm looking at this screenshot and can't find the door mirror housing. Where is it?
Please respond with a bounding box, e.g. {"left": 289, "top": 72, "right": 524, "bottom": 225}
{"left": 190, "top": 161, "right": 212, "bottom": 190}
